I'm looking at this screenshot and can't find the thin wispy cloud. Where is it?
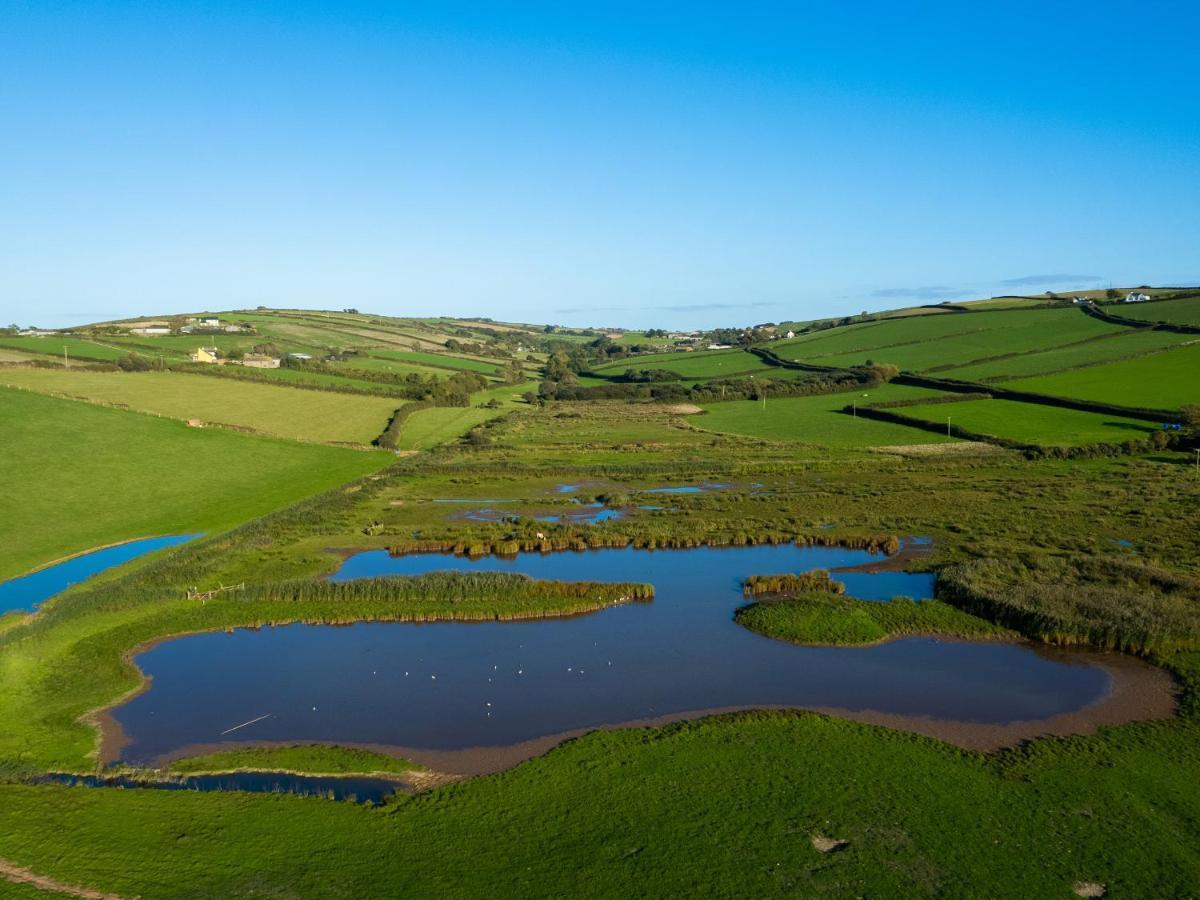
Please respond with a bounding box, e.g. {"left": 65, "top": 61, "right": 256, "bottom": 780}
{"left": 998, "top": 274, "right": 1103, "bottom": 287}
{"left": 552, "top": 301, "right": 780, "bottom": 315}
{"left": 870, "top": 285, "right": 962, "bottom": 301}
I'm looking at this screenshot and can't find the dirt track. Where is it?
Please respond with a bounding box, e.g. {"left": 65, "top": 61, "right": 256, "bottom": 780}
{"left": 0, "top": 858, "right": 132, "bottom": 899}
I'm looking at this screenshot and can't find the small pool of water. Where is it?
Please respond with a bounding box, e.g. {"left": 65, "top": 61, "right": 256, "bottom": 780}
{"left": 0, "top": 535, "right": 199, "bottom": 616}
{"left": 454, "top": 505, "right": 625, "bottom": 525}
{"left": 642, "top": 482, "right": 730, "bottom": 494}
{"left": 110, "top": 543, "right": 1111, "bottom": 766}
{"left": 536, "top": 505, "right": 624, "bottom": 525}
{"left": 36, "top": 771, "right": 403, "bottom": 804}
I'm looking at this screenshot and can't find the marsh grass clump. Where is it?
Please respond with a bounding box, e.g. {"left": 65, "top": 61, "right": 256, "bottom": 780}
{"left": 736, "top": 591, "right": 1008, "bottom": 646}
{"left": 938, "top": 555, "right": 1200, "bottom": 654}
{"left": 743, "top": 570, "right": 846, "bottom": 596}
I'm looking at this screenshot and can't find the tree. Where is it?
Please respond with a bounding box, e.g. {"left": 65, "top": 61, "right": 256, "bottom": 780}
{"left": 117, "top": 352, "right": 153, "bottom": 372}
{"left": 1105, "top": 288, "right": 1120, "bottom": 300}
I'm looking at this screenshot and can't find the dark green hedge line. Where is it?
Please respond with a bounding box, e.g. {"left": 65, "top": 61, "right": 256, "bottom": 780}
{"left": 374, "top": 401, "right": 437, "bottom": 449}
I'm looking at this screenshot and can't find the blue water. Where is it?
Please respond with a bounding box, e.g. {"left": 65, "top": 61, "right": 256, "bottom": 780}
{"left": 37, "top": 771, "right": 404, "bottom": 805}
{"left": 455, "top": 504, "right": 625, "bottom": 525}
{"left": 536, "top": 505, "right": 624, "bottom": 525}
{"left": 0, "top": 534, "right": 199, "bottom": 615}
{"left": 111, "top": 543, "right": 1110, "bottom": 765}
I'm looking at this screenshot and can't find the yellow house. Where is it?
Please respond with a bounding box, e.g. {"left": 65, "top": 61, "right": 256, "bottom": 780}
{"left": 190, "top": 346, "right": 219, "bottom": 364}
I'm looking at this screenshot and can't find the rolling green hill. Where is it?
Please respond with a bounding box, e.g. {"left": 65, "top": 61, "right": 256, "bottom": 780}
{"left": 0, "top": 387, "right": 390, "bottom": 580}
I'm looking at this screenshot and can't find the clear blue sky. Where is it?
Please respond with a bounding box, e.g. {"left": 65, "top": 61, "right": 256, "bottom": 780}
{"left": 2, "top": 1, "right": 1197, "bottom": 329}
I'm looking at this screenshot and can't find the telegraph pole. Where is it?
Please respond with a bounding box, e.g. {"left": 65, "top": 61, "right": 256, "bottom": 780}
{"left": 947, "top": 416, "right": 951, "bottom": 438}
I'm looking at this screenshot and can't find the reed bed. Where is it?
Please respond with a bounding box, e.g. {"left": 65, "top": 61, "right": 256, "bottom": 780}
{"left": 938, "top": 555, "right": 1200, "bottom": 655}
{"left": 743, "top": 570, "right": 846, "bottom": 596}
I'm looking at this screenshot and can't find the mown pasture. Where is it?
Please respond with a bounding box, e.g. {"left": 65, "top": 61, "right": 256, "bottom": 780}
{"left": 391, "top": 383, "right": 537, "bottom": 450}
{"left": 0, "top": 387, "right": 389, "bottom": 581}
{"left": 899, "top": 398, "right": 1156, "bottom": 446}
{"left": 939, "top": 329, "right": 1189, "bottom": 382}
{"left": 1010, "top": 344, "right": 1200, "bottom": 412}
{"left": 366, "top": 349, "right": 501, "bottom": 376}
{"left": 1112, "top": 296, "right": 1200, "bottom": 326}
{"left": 0, "top": 368, "right": 403, "bottom": 445}
{"left": 773, "top": 308, "right": 1128, "bottom": 372}
{"left": 0, "top": 335, "right": 130, "bottom": 362}
{"left": 593, "top": 348, "right": 778, "bottom": 379}
{"left": 338, "top": 355, "right": 459, "bottom": 379}
{"left": 692, "top": 384, "right": 943, "bottom": 447}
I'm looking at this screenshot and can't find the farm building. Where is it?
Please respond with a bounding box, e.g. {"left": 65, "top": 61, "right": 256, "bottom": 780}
{"left": 190, "top": 347, "right": 219, "bottom": 364}
{"left": 242, "top": 353, "right": 281, "bottom": 369}
{"left": 131, "top": 326, "right": 171, "bottom": 335}
{"left": 1125, "top": 292, "right": 1150, "bottom": 303}
{"left": 285, "top": 352, "right": 313, "bottom": 362}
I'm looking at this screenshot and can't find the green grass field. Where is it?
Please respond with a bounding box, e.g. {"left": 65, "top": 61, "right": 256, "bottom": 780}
{"left": 692, "top": 384, "right": 943, "bottom": 446}
{"left": 1113, "top": 297, "right": 1200, "bottom": 326}
{"left": 367, "top": 349, "right": 501, "bottom": 375}
{"left": 1010, "top": 344, "right": 1200, "bottom": 412}
{"left": 0, "top": 368, "right": 403, "bottom": 444}
{"left": 0, "top": 335, "right": 131, "bottom": 362}
{"left": 339, "top": 355, "right": 454, "bottom": 378}
{"left": 594, "top": 348, "right": 774, "bottom": 378}
{"left": 899, "top": 398, "right": 1156, "bottom": 446}
{"left": 939, "top": 329, "right": 1189, "bottom": 382}
{"left": 773, "top": 308, "right": 1128, "bottom": 372}
{"left": 196, "top": 364, "right": 405, "bottom": 394}
{"left": 0, "top": 388, "right": 389, "bottom": 580}
{"left": 386, "top": 382, "right": 537, "bottom": 450}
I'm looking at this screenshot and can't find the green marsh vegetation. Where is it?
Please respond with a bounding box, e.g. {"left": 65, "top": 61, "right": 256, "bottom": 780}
{"left": 4, "top": 304, "right": 1200, "bottom": 896}
{"left": 738, "top": 569, "right": 1010, "bottom": 646}
{"left": 940, "top": 555, "right": 1200, "bottom": 654}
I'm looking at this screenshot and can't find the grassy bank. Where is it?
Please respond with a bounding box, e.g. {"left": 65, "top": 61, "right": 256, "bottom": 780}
{"left": 2, "top": 698, "right": 1199, "bottom": 897}
{"left": 167, "top": 745, "right": 419, "bottom": 776}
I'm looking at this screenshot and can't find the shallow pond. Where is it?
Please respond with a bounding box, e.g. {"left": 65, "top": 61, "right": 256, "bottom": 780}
{"left": 0, "top": 534, "right": 198, "bottom": 615}
{"left": 110, "top": 543, "right": 1113, "bottom": 766}
{"left": 37, "top": 771, "right": 404, "bottom": 804}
